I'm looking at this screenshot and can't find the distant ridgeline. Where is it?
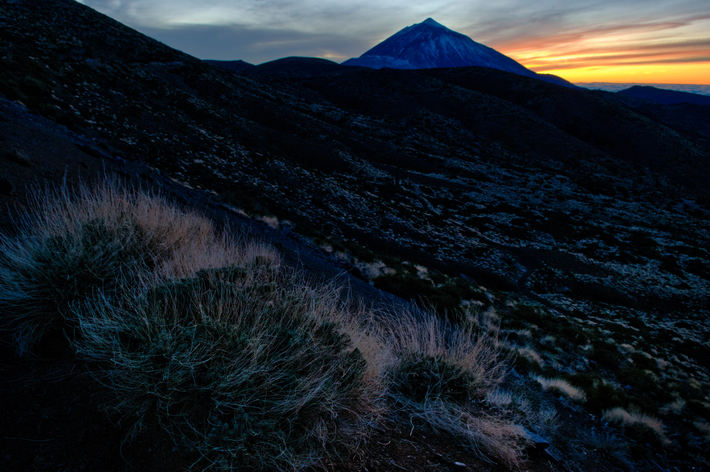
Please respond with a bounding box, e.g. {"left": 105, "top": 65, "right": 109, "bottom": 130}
{"left": 575, "top": 82, "right": 710, "bottom": 105}
{"left": 616, "top": 85, "right": 710, "bottom": 106}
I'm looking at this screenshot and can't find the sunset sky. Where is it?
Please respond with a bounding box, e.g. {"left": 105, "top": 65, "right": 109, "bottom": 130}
{"left": 79, "top": 0, "right": 710, "bottom": 84}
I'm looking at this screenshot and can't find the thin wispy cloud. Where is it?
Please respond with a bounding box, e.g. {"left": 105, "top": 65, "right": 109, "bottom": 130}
{"left": 78, "top": 0, "right": 710, "bottom": 83}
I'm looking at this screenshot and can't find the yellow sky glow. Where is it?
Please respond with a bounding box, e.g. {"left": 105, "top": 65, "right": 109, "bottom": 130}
{"left": 532, "top": 63, "right": 709, "bottom": 84}
{"left": 497, "top": 16, "right": 710, "bottom": 84}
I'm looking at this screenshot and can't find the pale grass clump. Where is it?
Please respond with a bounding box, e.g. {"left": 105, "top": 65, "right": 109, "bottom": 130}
{"left": 602, "top": 407, "right": 667, "bottom": 442}
{"left": 336, "top": 306, "right": 394, "bottom": 385}
{"left": 462, "top": 305, "right": 500, "bottom": 333}
{"left": 380, "top": 310, "right": 527, "bottom": 467}
{"left": 485, "top": 388, "right": 558, "bottom": 451}
{"left": 23, "top": 179, "right": 278, "bottom": 279}
{"left": 0, "top": 179, "right": 275, "bottom": 354}
{"left": 536, "top": 377, "right": 587, "bottom": 402}
{"left": 408, "top": 399, "right": 528, "bottom": 467}
{"left": 489, "top": 389, "right": 558, "bottom": 430}
{"left": 74, "top": 266, "right": 380, "bottom": 471}
{"left": 517, "top": 346, "right": 544, "bottom": 368}
{"left": 384, "top": 310, "right": 506, "bottom": 397}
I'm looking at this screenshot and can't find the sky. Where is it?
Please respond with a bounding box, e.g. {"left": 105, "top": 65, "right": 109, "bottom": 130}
{"left": 78, "top": 0, "right": 710, "bottom": 84}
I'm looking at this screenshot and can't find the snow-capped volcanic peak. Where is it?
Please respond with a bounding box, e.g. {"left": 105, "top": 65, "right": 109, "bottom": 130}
{"left": 343, "top": 18, "right": 534, "bottom": 77}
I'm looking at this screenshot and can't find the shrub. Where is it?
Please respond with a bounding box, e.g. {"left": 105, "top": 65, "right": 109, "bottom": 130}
{"left": 372, "top": 271, "right": 485, "bottom": 316}
{"left": 393, "top": 354, "right": 483, "bottom": 403}
{"left": 1, "top": 217, "right": 147, "bottom": 354}
{"left": 382, "top": 311, "right": 526, "bottom": 466}
{"left": 73, "top": 266, "right": 379, "bottom": 471}
{"left": 385, "top": 311, "right": 506, "bottom": 398}
{"left": 0, "top": 181, "right": 273, "bottom": 355}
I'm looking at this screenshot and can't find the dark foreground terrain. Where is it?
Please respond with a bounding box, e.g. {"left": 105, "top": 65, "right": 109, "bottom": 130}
{"left": 1, "top": 0, "right": 709, "bottom": 470}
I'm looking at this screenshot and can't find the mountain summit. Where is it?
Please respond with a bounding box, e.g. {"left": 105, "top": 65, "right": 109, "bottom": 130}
{"left": 343, "top": 18, "right": 533, "bottom": 77}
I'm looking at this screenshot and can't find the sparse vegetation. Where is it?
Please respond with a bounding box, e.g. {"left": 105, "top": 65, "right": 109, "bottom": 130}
{"left": 75, "top": 266, "right": 377, "bottom": 470}
{"left": 393, "top": 354, "right": 483, "bottom": 403}
{"left": 386, "top": 312, "right": 506, "bottom": 401}
{"left": 0, "top": 181, "right": 526, "bottom": 470}
{"left": 383, "top": 311, "right": 528, "bottom": 466}
{"left": 565, "top": 373, "right": 627, "bottom": 412}
{"left": 372, "top": 268, "right": 487, "bottom": 315}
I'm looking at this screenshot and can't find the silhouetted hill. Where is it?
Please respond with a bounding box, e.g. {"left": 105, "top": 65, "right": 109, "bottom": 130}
{"left": 618, "top": 85, "right": 710, "bottom": 106}
{"left": 204, "top": 59, "right": 255, "bottom": 73}
{"left": 252, "top": 56, "right": 356, "bottom": 78}
{"left": 1, "top": 0, "right": 709, "bottom": 470}
{"left": 418, "top": 67, "right": 709, "bottom": 190}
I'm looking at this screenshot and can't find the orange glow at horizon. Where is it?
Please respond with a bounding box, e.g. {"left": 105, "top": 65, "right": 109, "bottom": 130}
{"left": 494, "top": 16, "right": 710, "bottom": 84}
{"left": 529, "top": 63, "right": 709, "bottom": 84}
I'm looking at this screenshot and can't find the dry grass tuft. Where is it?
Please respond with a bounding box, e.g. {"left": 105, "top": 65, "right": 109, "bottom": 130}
{"left": 517, "top": 346, "right": 544, "bottom": 368}
{"left": 0, "top": 179, "right": 273, "bottom": 354}
{"left": 384, "top": 310, "right": 506, "bottom": 398}
{"left": 659, "top": 398, "right": 686, "bottom": 416}
{"left": 380, "top": 310, "right": 527, "bottom": 466}
{"left": 402, "top": 398, "right": 528, "bottom": 466}
{"left": 536, "top": 377, "right": 587, "bottom": 402}
{"left": 602, "top": 407, "right": 667, "bottom": 442}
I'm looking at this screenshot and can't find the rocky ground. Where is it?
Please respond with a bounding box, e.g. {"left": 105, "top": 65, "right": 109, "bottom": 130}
{"left": 1, "top": 0, "right": 709, "bottom": 470}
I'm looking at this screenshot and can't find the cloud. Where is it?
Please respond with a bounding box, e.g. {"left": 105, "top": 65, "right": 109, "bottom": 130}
{"left": 79, "top": 0, "right": 710, "bottom": 77}
{"left": 524, "top": 38, "right": 710, "bottom": 57}
{"left": 139, "top": 23, "right": 373, "bottom": 62}
{"left": 486, "top": 6, "right": 710, "bottom": 77}
{"left": 80, "top": 0, "right": 448, "bottom": 60}
{"left": 534, "top": 55, "right": 710, "bottom": 72}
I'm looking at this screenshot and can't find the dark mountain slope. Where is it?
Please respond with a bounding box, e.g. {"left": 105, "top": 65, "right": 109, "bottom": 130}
{"left": 260, "top": 64, "right": 708, "bottom": 195}
{"left": 1, "top": 1, "right": 710, "bottom": 470}
{"left": 618, "top": 85, "right": 710, "bottom": 106}
{"left": 292, "top": 68, "right": 607, "bottom": 170}
{"left": 614, "top": 92, "right": 710, "bottom": 143}
{"left": 418, "top": 67, "right": 710, "bottom": 192}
